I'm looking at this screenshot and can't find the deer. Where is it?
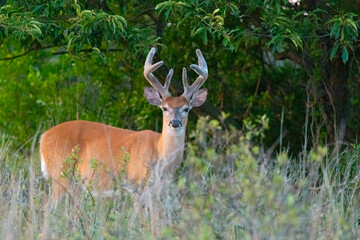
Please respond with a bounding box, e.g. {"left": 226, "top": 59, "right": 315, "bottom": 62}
{"left": 39, "top": 48, "right": 208, "bottom": 203}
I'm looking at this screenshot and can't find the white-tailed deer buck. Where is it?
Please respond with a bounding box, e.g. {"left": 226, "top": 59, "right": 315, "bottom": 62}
{"left": 40, "top": 48, "right": 208, "bottom": 202}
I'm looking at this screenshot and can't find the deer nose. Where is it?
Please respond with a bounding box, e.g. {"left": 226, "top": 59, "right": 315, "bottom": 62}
{"left": 169, "top": 119, "right": 182, "bottom": 128}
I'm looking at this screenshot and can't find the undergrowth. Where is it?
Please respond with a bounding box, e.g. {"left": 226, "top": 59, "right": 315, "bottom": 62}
{"left": 0, "top": 116, "right": 359, "bottom": 239}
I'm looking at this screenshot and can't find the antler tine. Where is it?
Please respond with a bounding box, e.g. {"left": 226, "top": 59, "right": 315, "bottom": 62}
{"left": 182, "top": 67, "right": 189, "bottom": 97}
{"left": 164, "top": 69, "right": 173, "bottom": 94}
{"left": 182, "top": 49, "right": 208, "bottom": 100}
{"left": 144, "top": 47, "right": 172, "bottom": 99}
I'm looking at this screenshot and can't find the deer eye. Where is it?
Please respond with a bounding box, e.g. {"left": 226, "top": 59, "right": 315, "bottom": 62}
{"left": 162, "top": 107, "right": 168, "bottom": 111}
{"left": 183, "top": 108, "right": 190, "bottom": 112}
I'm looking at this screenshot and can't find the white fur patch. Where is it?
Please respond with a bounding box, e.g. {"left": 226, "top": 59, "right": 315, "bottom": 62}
{"left": 40, "top": 151, "right": 48, "bottom": 179}
{"left": 167, "top": 125, "right": 185, "bottom": 136}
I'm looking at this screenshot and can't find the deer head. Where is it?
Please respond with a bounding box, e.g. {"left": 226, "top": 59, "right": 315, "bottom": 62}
{"left": 143, "top": 48, "right": 208, "bottom": 134}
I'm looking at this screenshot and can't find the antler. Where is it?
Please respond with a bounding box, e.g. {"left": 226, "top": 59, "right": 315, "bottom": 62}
{"left": 144, "top": 47, "right": 173, "bottom": 99}
{"left": 182, "top": 49, "right": 208, "bottom": 100}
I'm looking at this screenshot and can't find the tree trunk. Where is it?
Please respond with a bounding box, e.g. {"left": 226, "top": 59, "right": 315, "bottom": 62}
{"left": 321, "top": 57, "right": 349, "bottom": 142}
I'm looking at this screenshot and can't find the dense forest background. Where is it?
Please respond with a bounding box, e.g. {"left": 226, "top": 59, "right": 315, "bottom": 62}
{"left": 1, "top": 1, "right": 360, "bottom": 239}
{"left": 1, "top": 0, "right": 359, "bottom": 153}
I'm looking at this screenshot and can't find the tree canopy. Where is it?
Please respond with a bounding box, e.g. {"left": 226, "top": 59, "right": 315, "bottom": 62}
{"left": 0, "top": 0, "right": 359, "bottom": 152}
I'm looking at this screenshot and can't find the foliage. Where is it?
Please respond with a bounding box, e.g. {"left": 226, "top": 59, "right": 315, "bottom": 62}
{"left": 0, "top": 1, "right": 359, "bottom": 155}
{"left": 328, "top": 12, "right": 359, "bottom": 63}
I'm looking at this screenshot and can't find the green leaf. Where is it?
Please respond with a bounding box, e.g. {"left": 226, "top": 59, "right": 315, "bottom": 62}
{"left": 0, "top": 5, "right": 14, "bottom": 12}
{"left": 194, "top": 27, "right": 208, "bottom": 45}
{"left": 110, "top": 18, "right": 116, "bottom": 34}
{"left": 193, "top": 27, "right": 205, "bottom": 36}
{"left": 329, "top": 21, "right": 340, "bottom": 38}
{"left": 67, "top": 37, "right": 73, "bottom": 51}
{"left": 213, "top": 8, "right": 220, "bottom": 16}
{"left": 345, "top": 19, "right": 358, "bottom": 32}
{"left": 222, "top": 37, "right": 228, "bottom": 47}
{"left": 342, "top": 46, "right": 349, "bottom": 63}
{"left": 164, "top": 7, "right": 171, "bottom": 21}
{"left": 32, "top": 5, "right": 43, "bottom": 13}
{"left": 30, "top": 20, "right": 44, "bottom": 26}
{"left": 73, "top": 3, "right": 81, "bottom": 14}
{"left": 202, "top": 30, "right": 208, "bottom": 45}
{"left": 30, "top": 24, "right": 42, "bottom": 36}
{"left": 155, "top": 2, "right": 167, "bottom": 11}
{"left": 116, "top": 15, "right": 127, "bottom": 27}
{"left": 330, "top": 42, "right": 339, "bottom": 60}
{"left": 289, "top": 34, "right": 303, "bottom": 49}
{"left": 92, "top": 47, "right": 101, "bottom": 53}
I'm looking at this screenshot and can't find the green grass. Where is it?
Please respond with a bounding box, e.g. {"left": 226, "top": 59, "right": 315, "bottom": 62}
{"left": 0, "top": 117, "right": 359, "bottom": 239}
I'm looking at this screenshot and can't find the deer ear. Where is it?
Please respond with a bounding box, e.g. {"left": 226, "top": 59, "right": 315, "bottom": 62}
{"left": 144, "top": 87, "right": 163, "bottom": 106}
{"left": 190, "top": 89, "right": 208, "bottom": 107}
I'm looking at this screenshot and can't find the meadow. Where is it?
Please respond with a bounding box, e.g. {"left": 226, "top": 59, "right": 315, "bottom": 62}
{"left": 1, "top": 116, "right": 359, "bottom": 239}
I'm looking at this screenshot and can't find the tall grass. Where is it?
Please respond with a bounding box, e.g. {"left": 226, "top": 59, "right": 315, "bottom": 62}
{"left": 0, "top": 116, "right": 359, "bottom": 239}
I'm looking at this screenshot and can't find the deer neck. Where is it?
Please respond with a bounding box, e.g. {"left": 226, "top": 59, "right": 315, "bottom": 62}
{"left": 158, "top": 121, "right": 186, "bottom": 170}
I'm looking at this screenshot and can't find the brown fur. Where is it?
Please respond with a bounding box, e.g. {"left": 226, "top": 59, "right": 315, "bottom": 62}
{"left": 163, "top": 95, "right": 188, "bottom": 107}
{"left": 40, "top": 48, "right": 208, "bottom": 204}
{"left": 40, "top": 97, "right": 190, "bottom": 202}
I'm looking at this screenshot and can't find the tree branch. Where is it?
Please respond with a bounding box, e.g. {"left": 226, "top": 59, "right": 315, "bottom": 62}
{"left": 128, "top": 7, "right": 156, "bottom": 22}
{"left": 0, "top": 46, "right": 125, "bottom": 61}
{"left": 0, "top": 45, "right": 59, "bottom": 61}
{"left": 52, "top": 48, "right": 124, "bottom": 56}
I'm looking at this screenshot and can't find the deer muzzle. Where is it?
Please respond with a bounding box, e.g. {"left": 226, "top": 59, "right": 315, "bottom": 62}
{"left": 169, "top": 119, "right": 182, "bottom": 128}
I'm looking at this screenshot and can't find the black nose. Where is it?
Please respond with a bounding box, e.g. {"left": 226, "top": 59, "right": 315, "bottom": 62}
{"left": 169, "top": 120, "right": 182, "bottom": 128}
